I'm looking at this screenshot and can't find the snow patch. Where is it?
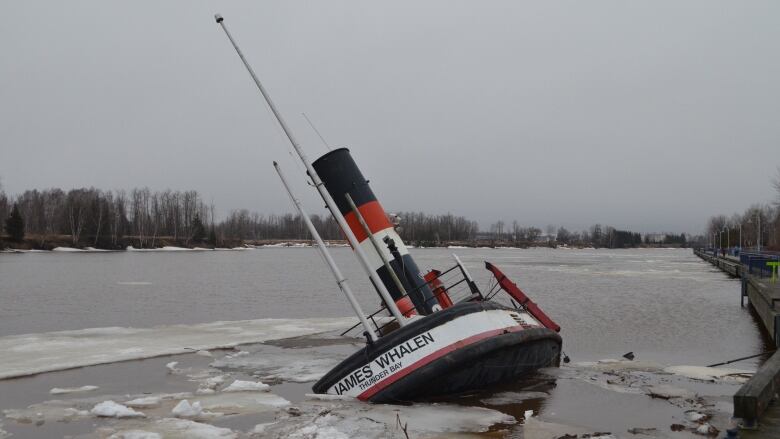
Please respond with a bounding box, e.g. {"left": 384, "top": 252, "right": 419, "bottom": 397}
{"left": 50, "top": 385, "right": 99, "bottom": 394}
{"left": 91, "top": 401, "right": 145, "bottom": 418}
{"left": 52, "top": 247, "right": 84, "bottom": 252}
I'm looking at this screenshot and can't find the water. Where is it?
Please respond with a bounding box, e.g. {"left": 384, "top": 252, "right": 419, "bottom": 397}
{"left": 0, "top": 247, "right": 771, "bottom": 437}
{"left": 0, "top": 247, "right": 767, "bottom": 366}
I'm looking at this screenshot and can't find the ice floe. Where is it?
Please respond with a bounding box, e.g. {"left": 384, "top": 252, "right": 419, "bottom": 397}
{"left": 108, "top": 430, "right": 162, "bottom": 439}
{"left": 165, "top": 361, "right": 180, "bottom": 373}
{"left": 49, "top": 384, "right": 99, "bottom": 394}
{"left": 125, "top": 396, "right": 163, "bottom": 409}
{"left": 222, "top": 379, "right": 269, "bottom": 392}
{"left": 664, "top": 365, "right": 753, "bottom": 382}
{"left": 193, "top": 391, "right": 290, "bottom": 414}
{"left": 210, "top": 345, "right": 345, "bottom": 383}
{"left": 109, "top": 418, "right": 237, "bottom": 439}
{"left": 0, "top": 316, "right": 356, "bottom": 379}
{"left": 92, "top": 400, "right": 146, "bottom": 418}
{"left": 262, "top": 397, "right": 515, "bottom": 438}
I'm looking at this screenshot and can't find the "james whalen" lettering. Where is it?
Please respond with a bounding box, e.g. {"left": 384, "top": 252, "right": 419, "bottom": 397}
{"left": 333, "top": 332, "right": 435, "bottom": 395}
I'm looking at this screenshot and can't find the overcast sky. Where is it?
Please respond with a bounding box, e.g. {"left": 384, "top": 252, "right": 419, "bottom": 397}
{"left": 1, "top": 1, "right": 778, "bottom": 233}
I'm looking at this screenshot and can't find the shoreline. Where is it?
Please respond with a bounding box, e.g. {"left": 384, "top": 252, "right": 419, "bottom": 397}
{"left": 0, "top": 236, "right": 690, "bottom": 253}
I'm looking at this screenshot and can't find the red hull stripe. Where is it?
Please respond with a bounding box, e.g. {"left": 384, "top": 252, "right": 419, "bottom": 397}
{"left": 343, "top": 200, "right": 393, "bottom": 242}
{"left": 357, "top": 325, "right": 525, "bottom": 400}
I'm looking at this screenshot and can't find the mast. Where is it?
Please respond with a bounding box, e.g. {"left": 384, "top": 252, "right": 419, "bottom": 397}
{"left": 274, "top": 162, "right": 377, "bottom": 342}
{"left": 214, "top": 14, "right": 406, "bottom": 325}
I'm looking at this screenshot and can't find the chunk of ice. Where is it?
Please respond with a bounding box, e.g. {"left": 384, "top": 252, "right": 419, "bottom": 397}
{"left": 222, "top": 380, "right": 269, "bottom": 392}
{"left": 50, "top": 385, "right": 99, "bottom": 394}
{"left": 91, "top": 401, "right": 145, "bottom": 418}
{"left": 171, "top": 400, "right": 203, "bottom": 418}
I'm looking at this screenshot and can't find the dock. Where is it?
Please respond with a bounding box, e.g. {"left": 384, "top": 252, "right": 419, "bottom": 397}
{"left": 694, "top": 249, "right": 780, "bottom": 431}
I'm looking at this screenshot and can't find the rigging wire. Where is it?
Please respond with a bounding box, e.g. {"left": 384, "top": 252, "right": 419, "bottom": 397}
{"left": 302, "top": 112, "right": 332, "bottom": 152}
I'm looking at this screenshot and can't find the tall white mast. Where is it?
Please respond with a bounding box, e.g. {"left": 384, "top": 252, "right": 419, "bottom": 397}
{"left": 215, "top": 14, "right": 406, "bottom": 325}
{"left": 274, "top": 162, "right": 377, "bottom": 342}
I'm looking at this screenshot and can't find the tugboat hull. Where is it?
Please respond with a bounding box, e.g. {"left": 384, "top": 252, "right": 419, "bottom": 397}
{"left": 313, "top": 301, "right": 562, "bottom": 402}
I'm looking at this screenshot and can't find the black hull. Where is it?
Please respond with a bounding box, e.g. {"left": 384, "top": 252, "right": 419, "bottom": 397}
{"left": 313, "top": 301, "right": 562, "bottom": 402}
{"left": 371, "top": 326, "right": 560, "bottom": 403}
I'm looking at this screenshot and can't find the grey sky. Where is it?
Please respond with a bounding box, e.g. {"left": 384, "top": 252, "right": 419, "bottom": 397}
{"left": 1, "top": 1, "right": 778, "bottom": 234}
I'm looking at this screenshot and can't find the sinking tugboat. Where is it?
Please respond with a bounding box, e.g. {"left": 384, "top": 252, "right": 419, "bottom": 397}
{"left": 215, "top": 14, "right": 562, "bottom": 403}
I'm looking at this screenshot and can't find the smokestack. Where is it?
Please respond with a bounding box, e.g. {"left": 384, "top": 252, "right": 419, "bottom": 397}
{"left": 313, "top": 148, "right": 436, "bottom": 314}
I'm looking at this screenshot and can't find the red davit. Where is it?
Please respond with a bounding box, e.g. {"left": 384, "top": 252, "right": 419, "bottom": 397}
{"left": 485, "top": 262, "right": 561, "bottom": 333}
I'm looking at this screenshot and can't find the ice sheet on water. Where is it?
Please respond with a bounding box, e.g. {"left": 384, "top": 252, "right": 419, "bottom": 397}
{"left": 109, "top": 418, "right": 237, "bottom": 439}
{"left": 50, "top": 385, "right": 99, "bottom": 394}
{"left": 0, "top": 424, "right": 9, "bottom": 439}
{"left": 0, "top": 316, "right": 356, "bottom": 379}
{"left": 578, "top": 359, "right": 664, "bottom": 373}
{"left": 263, "top": 397, "right": 515, "bottom": 438}
{"left": 664, "top": 365, "right": 754, "bottom": 383}
{"left": 4, "top": 400, "right": 91, "bottom": 424}
{"left": 108, "top": 430, "right": 162, "bottom": 439}
{"left": 211, "top": 344, "right": 345, "bottom": 383}
{"left": 192, "top": 391, "right": 290, "bottom": 413}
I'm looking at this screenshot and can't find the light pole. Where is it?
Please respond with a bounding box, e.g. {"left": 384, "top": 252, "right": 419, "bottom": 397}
{"left": 739, "top": 222, "right": 742, "bottom": 250}
{"left": 757, "top": 213, "right": 761, "bottom": 252}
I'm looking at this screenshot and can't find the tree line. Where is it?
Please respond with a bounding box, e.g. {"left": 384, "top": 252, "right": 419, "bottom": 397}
{"left": 2, "top": 183, "right": 688, "bottom": 250}
{"left": 484, "top": 221, "right": 675, "bottom": 248}
{"left": 704, "top": 168, "right": 780, "bottom": 251}
{"left": 0, "top": 186, "right": 212, "bottom": 248}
